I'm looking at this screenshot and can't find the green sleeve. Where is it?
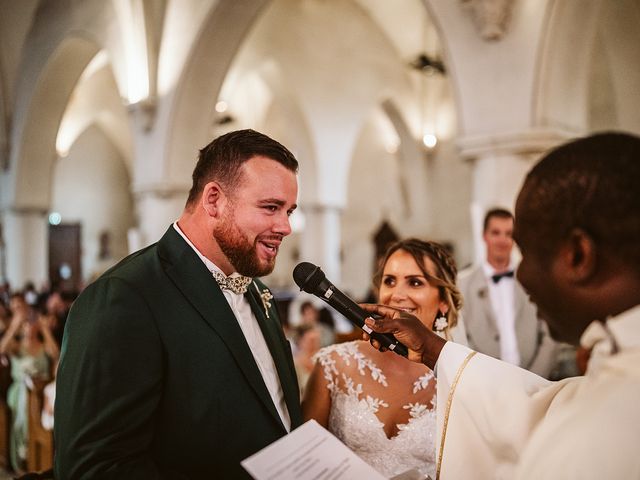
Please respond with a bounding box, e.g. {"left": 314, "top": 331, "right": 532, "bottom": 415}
{"left": 54, "top": 276, "right": 185, "bottom": 479}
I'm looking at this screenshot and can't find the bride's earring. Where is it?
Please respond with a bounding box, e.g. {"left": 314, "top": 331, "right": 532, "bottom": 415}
{"left": 433, "top": 311, "right": 448, "bottom": 332}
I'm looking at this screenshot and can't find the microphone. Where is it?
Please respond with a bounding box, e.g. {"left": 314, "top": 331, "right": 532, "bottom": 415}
{"left": 292, "top": 262, "right": 408, "bottom": 357}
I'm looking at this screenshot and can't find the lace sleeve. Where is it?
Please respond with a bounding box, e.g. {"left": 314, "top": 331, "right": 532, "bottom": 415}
{"left": 312, "top": 341, "right": 388, "bottom": 395}
{"left": 312, "top": 344, "right": 342, "bottom": 393}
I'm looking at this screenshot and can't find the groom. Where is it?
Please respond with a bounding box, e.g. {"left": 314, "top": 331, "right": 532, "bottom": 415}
{"left": 55, "top": 129, "right": 303, "bottom": 479}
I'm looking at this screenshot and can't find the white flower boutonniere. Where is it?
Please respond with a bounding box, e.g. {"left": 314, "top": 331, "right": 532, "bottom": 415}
{"left": 259, "top": 288, "right": 274, "bottom": 319}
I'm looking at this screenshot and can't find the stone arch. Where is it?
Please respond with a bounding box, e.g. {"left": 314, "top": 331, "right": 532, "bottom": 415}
{"left": 533, "top": 0, "right": 640, "bottom": 135}
{"left": 163, "top": 0, "right": 269, "bottom": 185}
{"left": 380, "top": 98, "right": 430, "bottom": 229}
{"left": 252, "top": 60, "right": 317, "bottom": 204}
{"left": 7, "top": 36, "right": 102, "bottom": 210}
{"left": 595, "top": 0, "right": 640, "bottom": 133}
{"left": 52, "top": 122, "right": 133, "bottom": 280}
{"left": 534, "top": 1, "right": 603, "bottom": 133}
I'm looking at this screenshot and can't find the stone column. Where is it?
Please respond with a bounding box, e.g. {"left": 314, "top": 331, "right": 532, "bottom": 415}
{"left": 299, "top": 204, "right": 342, "bottom": 285}
{"left": 3, "top": 207, "right": 48, "bottom": 288}
{"left": 132, "top": 184, "right": 188, "bottom": 250}
{"left": 458, "top": 129, "right": 573, "bottom": 263}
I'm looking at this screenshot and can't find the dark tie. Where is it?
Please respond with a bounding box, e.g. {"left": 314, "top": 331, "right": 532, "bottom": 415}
{"left": 491, "top": 270, "right": 514, "bottom": 284}
{"left": 211, "top": 270, "right": 252, "bottom": 294}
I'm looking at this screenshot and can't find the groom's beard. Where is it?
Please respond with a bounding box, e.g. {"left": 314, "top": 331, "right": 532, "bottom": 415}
{"left": 214, "top": 209, "right": 277, "bottom": 278}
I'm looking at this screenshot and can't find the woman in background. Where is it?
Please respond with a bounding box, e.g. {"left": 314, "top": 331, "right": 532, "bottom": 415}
{"left": 292, "top": 324, "right": 322, "bottom": 398}
{"left": 303, "top": 238, "right": 465, "bottom": 479}
{"left": 0, "top": 294, "right": 59, "bottom": 473}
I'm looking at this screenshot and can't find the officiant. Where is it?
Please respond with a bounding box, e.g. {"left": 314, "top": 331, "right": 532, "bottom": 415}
{"left": 363, "top": 132, "right": 640, "bottom": 479}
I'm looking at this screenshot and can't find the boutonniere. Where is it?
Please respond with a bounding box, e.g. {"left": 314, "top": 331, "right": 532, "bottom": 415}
{"left": 258, "top": 288, "right": 274, "bottom": 319}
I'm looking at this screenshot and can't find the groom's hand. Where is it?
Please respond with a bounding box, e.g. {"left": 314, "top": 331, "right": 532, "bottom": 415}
{"left": 360, "top": 304, "right": 446, "bottom": 370}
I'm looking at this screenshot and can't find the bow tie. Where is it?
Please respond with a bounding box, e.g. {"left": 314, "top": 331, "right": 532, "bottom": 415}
{"left": 212, "top": 270, "right": 252, "bottom": 294}
{"left": 491, "top": 270, "right": 514, "bottom": 284}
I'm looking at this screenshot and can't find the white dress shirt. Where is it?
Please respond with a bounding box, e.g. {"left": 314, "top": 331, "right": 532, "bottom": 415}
{"left": 173, "top": 222, "right": 291, "bottom": 431}
{"left": 483, "top": 262, "right": 520, "bottom": 365}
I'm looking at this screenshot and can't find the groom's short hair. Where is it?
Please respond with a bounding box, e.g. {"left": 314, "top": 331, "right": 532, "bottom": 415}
{"left": 186, "top": 129, "right": 298, "bottom": 207}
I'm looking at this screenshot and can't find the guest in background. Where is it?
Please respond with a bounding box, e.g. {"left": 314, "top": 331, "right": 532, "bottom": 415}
{"left": 299, "top": 300, "right": 335, "bottom": 347}
{"left": 21, "top": 283, "right": 38, "bottom": 308}
{"left": 458, "top": 208, "right": 559, "bottom": 377}
{"left": 0, "top": 300, "right": 10, "bottom": 335}
{"left": 43, "top": 290, "right": 73, "bottom": 346}
{"left": 0, "top": 294, "right": 58, "bottom": 473}
{"left": 0, "top": 282, "right": 10, "bottom": 306}
{"left": 292, "top": 324, "right": 321, "bottom": 398}
{"left": 41, "top": 359, "right": 58, "bottom": 431}
{"left": 303, "top": 238, "right": 464, "bottom": 479}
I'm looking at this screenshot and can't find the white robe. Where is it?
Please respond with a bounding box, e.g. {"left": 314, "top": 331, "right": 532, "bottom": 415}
{"left": 435, "top": 304, "right": 640, "bottom": 479}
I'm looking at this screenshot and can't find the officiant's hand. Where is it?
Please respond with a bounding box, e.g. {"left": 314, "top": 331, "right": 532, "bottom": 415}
{"left": 360, "top": 304, "right": 446, "bottom": 370}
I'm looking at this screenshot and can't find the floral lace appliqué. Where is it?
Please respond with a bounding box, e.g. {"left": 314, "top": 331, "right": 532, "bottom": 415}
{"left": 413, "top": 371, "right": 435, "bottom": 394}
{"left": 314, "top": 341, "right": 437, "bottom": 479}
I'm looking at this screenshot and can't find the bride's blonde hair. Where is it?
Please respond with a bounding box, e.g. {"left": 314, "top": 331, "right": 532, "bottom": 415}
{"left": 373, "top": 238, "right": 463, "bottom": 338}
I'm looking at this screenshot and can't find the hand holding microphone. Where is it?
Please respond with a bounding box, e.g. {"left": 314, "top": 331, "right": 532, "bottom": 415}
{"left": 360, "top": 303, "right": 447, "bottom": 369}
{"left": 292, "top": 262, "right": 408, "bottom": 358}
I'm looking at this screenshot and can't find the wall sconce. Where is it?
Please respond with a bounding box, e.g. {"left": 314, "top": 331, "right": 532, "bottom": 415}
{"left": 214, "top": 100, "right": 235, "bottom": 125}
{"left": 215, "top": 114, "right": 235, "bottom": 126}
{"left": 409, "top": 53, "right": 446, "bottom": 76}
{"left": 422, "top": 133, "right": 438, "bottom": 149}
{"left": 422, "top": 132, "right": 439, "bottom": 157}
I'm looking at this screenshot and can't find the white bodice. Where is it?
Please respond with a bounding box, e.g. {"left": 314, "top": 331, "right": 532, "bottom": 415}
{"left": 314, "top": 341, "right": 436, "bottom": 478}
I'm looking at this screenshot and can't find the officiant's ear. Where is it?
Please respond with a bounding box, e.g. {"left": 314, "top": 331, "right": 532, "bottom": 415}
{"left": 201, "top": 181, "right": 228, "bottom": 218}
{"left": 559, "top": 228, "right": 596, "bottom": 284}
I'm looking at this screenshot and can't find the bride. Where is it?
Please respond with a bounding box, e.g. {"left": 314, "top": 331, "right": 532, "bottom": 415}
{"left": 302, "top": 238, "right": 465, "bottom": 479}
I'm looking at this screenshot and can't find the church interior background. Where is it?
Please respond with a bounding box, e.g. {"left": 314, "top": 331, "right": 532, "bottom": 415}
{"left": 1, "top": 0, "right": 639, "bottom": 309}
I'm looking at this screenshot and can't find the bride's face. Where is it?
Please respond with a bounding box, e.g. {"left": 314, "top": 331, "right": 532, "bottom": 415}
{"left": 378, "top": 249, "right": 448, "bottom": 329}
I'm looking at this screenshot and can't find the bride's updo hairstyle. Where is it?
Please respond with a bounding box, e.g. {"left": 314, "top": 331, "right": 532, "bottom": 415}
{"left": 373, "top": 238, "right": 463, "bottom": 334}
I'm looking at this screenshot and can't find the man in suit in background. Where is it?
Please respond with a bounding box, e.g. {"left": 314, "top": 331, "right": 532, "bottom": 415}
{"left": 55, "top": 129, "right": 303, "bottom": 479}
{"left": 458, "top": 208, "right": 558, "bottom": 377}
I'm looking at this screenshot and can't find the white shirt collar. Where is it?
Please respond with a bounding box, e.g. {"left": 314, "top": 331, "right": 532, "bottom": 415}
{"left": 482, "top": 260, "right": 515, "bottom": 277}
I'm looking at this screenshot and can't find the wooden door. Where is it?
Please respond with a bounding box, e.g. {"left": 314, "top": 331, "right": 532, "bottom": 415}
{"left": 49, "top": 223, "right": 82, "bottom": 292}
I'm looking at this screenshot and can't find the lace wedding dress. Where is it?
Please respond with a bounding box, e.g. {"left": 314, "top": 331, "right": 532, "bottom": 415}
{"left": 314, "top": 341, "right": 437, "bottom": 479}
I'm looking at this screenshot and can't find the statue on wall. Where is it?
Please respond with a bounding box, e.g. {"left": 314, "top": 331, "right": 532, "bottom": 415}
{"left": 460, "top": 0, "right": 515, "bottom": 41}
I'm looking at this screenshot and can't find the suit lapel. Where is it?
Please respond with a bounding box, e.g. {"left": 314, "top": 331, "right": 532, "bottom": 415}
{"left": 473, "top": 270, "right": 499, "bottom": 333}
{"left": 246, "top": 283, "right": 302, "bottom": 428}
{"left": 157, "top": 227, "right": 286, "bottom": 431}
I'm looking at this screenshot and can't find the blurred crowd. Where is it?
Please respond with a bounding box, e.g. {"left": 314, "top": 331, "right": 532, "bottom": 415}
{"left": 0, "top": 281, "right": 76, "bottom": 475}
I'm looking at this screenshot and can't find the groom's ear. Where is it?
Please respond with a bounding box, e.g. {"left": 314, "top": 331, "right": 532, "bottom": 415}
{"left": 201, "top": 181, "right": 226, "bottom": 218}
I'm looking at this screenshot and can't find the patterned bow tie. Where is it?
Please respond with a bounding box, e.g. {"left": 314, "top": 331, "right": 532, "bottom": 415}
{"left": 212, "top": 270, "right": 252, "bottom": 294}
{"left": 491, "top": 270, "right": 514, "bottom": 284}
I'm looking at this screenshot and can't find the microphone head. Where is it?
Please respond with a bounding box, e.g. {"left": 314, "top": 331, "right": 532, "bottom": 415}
{"left": 292, "top": 262, "right": 326, "bottom": 293}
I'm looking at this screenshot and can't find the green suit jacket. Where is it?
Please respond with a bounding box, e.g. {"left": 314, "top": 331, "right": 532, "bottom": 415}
{"left": 54, "top": 226, "right": 303, "bottom": 479}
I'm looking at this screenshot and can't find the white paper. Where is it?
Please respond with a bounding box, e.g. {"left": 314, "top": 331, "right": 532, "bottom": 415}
{"left": 241, "top": 419, "right": 387, "bottom": 480}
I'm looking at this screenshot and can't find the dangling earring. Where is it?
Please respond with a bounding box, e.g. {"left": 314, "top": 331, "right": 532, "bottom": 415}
{"left": 433, "top": 310, "right": 448, "bottom": 332}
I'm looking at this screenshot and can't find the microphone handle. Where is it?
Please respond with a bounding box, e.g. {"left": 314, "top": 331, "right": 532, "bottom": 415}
{"left": 320, "top": 285, "right": 408, "bottom": 358}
